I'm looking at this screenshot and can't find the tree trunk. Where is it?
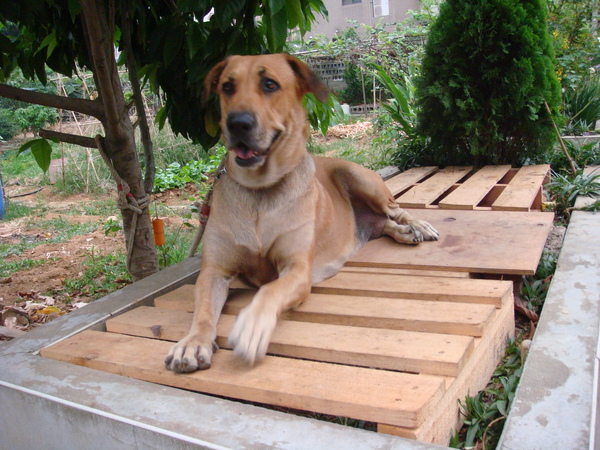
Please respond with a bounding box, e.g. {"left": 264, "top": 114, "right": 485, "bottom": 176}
{"left": 80, "top": 0, "right": 158, "bottom": 281}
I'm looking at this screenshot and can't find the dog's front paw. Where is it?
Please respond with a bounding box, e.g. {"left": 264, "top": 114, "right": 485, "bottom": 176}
{"left": 228, "top": 304, "right": 277, "bottom": 365}
{"left": 165, "top": 334, "right": 218, "bottom": 373}
{"left": 411, "top": 220, "right": 439, "bottom": 242}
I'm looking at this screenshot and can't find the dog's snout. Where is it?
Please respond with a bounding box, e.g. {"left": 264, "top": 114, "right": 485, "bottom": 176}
{"left": 227, "top": 112, "right": 256, "bottom": 136}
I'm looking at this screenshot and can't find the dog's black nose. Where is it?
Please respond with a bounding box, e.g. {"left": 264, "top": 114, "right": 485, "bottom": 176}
{"left": 227, "top": 112, "right": 256, "bottom": 136}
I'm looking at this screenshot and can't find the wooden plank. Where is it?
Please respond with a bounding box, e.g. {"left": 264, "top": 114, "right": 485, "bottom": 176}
{"left": 349, "top": 209, "right": 554, "bottom": 275}
{"left": 40, "top": 330, "right": 446, "bottom": 429}
{"left": 584, "top": 165, "right": 600, "bottom": 176}
{"left": 438, "top": 165, "right": 512, "bottom": 210}
{"left": 492, "top": 164, "right": 550, "bottom": 211}
{"left": 106, "top": 307, "right": 475, "bottom": 377}
{"left": 396, "top": 167, "right": 473, "bottom": 208}
{"left": 385, "top": 166, "right": 439, "bottom": 196}
{"left": 314, "top": 272, "right": 512, "bottom": 307}
{"left": 379, "top": 294, "right": 515, "bottom": 444}
{"left": 155, "top": 287, "right": 497, "bottom": 337}
{"left": 339, "top": 266, "right": 470, "bottom": 278}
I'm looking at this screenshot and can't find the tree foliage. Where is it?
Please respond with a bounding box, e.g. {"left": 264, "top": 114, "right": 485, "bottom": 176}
{"left": 415, "top": 0, "right": 562, "bottom": 166}
{"left": 547, "top": 0, "right": 600, "bottom": 89}
{"left": 0, "top": 0, "right": 327, "bottom": 148}
{"left": 0, "top": 0, "right": 327, "bottom": 280}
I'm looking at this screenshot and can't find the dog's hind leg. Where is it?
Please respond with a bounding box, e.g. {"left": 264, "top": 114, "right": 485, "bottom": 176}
{"left": 339, "top": 161, "right": 439, "bottom": 243}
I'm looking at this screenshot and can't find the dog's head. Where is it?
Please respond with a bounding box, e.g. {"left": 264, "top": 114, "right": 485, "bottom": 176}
{"left": 204, "top": 53, "right": 328, "bottom": 188}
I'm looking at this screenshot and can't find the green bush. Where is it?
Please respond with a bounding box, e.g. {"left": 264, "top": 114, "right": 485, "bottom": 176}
{"left": 415, "top": 0, "right": 562, "bottom": 166}
{"left": 0, "top": 109, "right": 20, "bottom": 140}
{"left": 562, "top": 75, "right": 600, "bottom": 135}
{"left": 13, "top": 104, "right": 58, "bottom": 135}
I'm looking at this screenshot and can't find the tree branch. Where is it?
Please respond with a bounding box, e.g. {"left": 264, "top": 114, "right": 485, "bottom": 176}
{"left": 122, "top": 5, "right": 155, "bottom": 194}
{"left": 80, "top": 0, "right": 123, "bottom": 129}
{"left": 39, "top": 129, "right": 98, "bottom": 148}
{"left": 0, "top": 83, "right": 105, "bottom": 121}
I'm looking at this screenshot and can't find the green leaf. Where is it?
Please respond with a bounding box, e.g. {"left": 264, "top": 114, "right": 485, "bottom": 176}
{"left": 204, "top": 109, "right": 220, "bottom": 137}
{"left": 18, "top": 138, "right": 52, "bottom": 173}
{"left": 268, "top": 0, "right": 286, "bottom": 15}
{"left": 0, "top": 33, "right": 15, "bottom": 53}
{"left": 163, "top": 30, "right": 184, "bottom": 66}
{"left": 155, "top": 106, "right": 168, "bottom": 130}
{"left": 265, "top": 4, "right": 288, "bottom": 52}
{"left": 39, "top": 30, "right": 58, "bottom": 59}
{"left": 214, "top": 0, "right": 245, "bottom": 33}
{"left": 177, "top": 0, "right": 211, "bottom": 14}
{"left": 67, "top": 0, "right": 81, "bottom": 21}
{"left": 286, "top": 0, "right": 304, "bottom": 31}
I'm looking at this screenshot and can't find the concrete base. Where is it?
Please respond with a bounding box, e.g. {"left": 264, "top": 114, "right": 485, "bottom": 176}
{"left": 499, "top": 207, "right": 600, "bottom": 450}
{"left": 0, "top": 256, "right": 442, "bottom": 449}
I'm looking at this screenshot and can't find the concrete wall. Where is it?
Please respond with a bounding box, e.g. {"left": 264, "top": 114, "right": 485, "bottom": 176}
{"left": 309, "top": 0, "right": 420, "bottom": 38}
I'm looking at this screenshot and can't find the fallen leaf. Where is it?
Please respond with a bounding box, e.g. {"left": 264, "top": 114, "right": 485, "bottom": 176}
{"left": 37, "top": 306, "right": 64, "bottom": 315}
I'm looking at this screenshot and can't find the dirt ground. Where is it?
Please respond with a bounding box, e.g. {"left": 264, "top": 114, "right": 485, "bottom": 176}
{"left": 0, "top": 185, "right": 197, "bottom": 339}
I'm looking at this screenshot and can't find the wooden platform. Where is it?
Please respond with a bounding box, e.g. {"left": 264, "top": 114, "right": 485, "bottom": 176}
{"left": 41, "top": 268, "right": 515, "bottom": 445}
{"left": 388, "top": 164, "right": 550, "bottom": 211}
{"left": 39, "top": 164, "right": 554, "bottom": 445}
{"left": 349, "top": 209, "right": 554, "bottom": 275}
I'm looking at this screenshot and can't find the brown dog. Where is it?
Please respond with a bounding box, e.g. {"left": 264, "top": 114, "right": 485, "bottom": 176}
{"left": 165, "top": 54, "right": 438, "bottom": 372}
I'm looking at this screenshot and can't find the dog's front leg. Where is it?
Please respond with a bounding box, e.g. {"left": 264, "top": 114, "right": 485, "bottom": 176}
{"left": 228, "top": 259, "right": 312, "bottom": 365}
{"left": 165, "top": 267, "right": 232, "bottom": 373}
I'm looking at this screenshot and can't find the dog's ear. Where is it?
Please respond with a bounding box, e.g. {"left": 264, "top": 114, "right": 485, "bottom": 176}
{"left": 284, "top": 53, "right": 329, "bottom": 103}
{"left": 202, "top": 59, "right": 230, "bottom": 104}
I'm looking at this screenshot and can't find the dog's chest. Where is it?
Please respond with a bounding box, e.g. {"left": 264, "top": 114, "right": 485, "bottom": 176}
{"left": 215, "top": 181, "right": 312, "bottom": 257}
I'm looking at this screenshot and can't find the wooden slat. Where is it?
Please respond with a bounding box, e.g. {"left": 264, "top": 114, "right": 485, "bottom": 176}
{"left": 385, "top": 166, "right": 439, "bottom": 196}
{"left": 492, "top": 164, "right": 550, "bottom": 211}
{"left": 584, "top": 165, "right": 600, "bottom": 176}
{"left": 155, "top": 287, "right": 497, "bottom": 337}
{"left": 314, "top": 272, "right": 512, "bottom": 307}
{"left": 379, "top": 297, "right": 515, "bottom": 444}
{"left": 438, "top": 165, "right": 512, "bottom": 210}
{"left": 339, "top": 266, "right": 470, "bottom": 278}
{"left": 40, "top": 330, "right": 446, "bottom": 429}
{"left": 396, "top": 167, "right": 473, "bottom": 208}
{"left": 106, "top": 307, "right": 474, "bottom": 377}
{"left": 349, "top": 209, "right": 554, "bottom": 275}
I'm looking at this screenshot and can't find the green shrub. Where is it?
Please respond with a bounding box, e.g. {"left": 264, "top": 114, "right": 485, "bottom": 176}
{"left": 562, "top": 75, "right": 600, "bottom": 135}
{"left": 0, "top": 109, "right": 20, "bottom": 140}
{"left": 415, "top": 0, "right": 562, "bottom": 166}
{"left": 13, "top": 104, "right": 58, "bottom": 135}
{"left": 550, "top": 140, "right": 600, "bottom": 174}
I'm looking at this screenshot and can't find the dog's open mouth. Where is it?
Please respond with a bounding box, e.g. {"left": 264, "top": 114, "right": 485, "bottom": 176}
{"left": 232, "top": 131, "right": 282, "bottom": 168}
{"left": 233, "top": 143, "right": 263, "bottom": 167}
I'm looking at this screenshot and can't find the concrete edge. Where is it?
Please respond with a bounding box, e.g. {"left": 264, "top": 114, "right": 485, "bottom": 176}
{"left": 0, "top": 255, "right": 443, "bottom": 450}
{"left": 498, "top": 208, "right": 600, "bottom": 450}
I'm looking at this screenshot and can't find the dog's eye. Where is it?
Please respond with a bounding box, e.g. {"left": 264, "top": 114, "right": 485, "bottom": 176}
{"left": 222, "top": 82, "right": 234, "bottom": 95}
{"left": 261, "top": 78, "right": 280, "bottom": 93}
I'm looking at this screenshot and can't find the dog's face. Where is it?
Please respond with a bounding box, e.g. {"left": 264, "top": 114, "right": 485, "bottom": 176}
{"left": 205, "top": 54, "right": 328, "bottom": 188}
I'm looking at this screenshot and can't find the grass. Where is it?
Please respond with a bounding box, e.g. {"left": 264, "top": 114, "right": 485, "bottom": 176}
{"left": 2, "top": 199, "right": 35, "bottom": 220}
{"left": 156, "top": 222, "right": 196, "bottom": 270}
{"left": 59, "top": 251, "right": 130, "bottom": 301}
{"left": 0, "top": 216, "right": 98, "bottom": 260}
{"left": 1, "top": 144, "right": 53, "bottom": 183}
{"left": 0, "top": 257, "right": 54, "bottom": 278}
{"left": 308, "top": 136, "right": 391, "bottom": 170}
{"left": 453, "top": 339, "right": 524, "bottom": 449}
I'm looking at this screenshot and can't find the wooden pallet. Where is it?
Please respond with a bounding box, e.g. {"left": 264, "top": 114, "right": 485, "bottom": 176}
{"left": 41, "top": 268, "right": 515, "bottom": 445}
{"left": 388, "top": 164, "right": 550, "bottom": 211}
{"left": 349, "top": 209, "right": 554, "bottom": 275}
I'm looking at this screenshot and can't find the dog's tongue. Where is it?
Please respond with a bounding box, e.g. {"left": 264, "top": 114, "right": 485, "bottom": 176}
{"left": 234, "top": 145, "right": 256, "bottom": 160}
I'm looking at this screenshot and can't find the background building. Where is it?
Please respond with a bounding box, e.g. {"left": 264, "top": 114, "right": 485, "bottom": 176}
{"left": 309, "top": 0, "right": 420, "bottom": 38}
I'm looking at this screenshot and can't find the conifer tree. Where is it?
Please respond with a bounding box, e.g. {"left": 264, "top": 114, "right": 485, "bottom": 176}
{"left": 416, "top": 0, "right": 561, "bottom": 166}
